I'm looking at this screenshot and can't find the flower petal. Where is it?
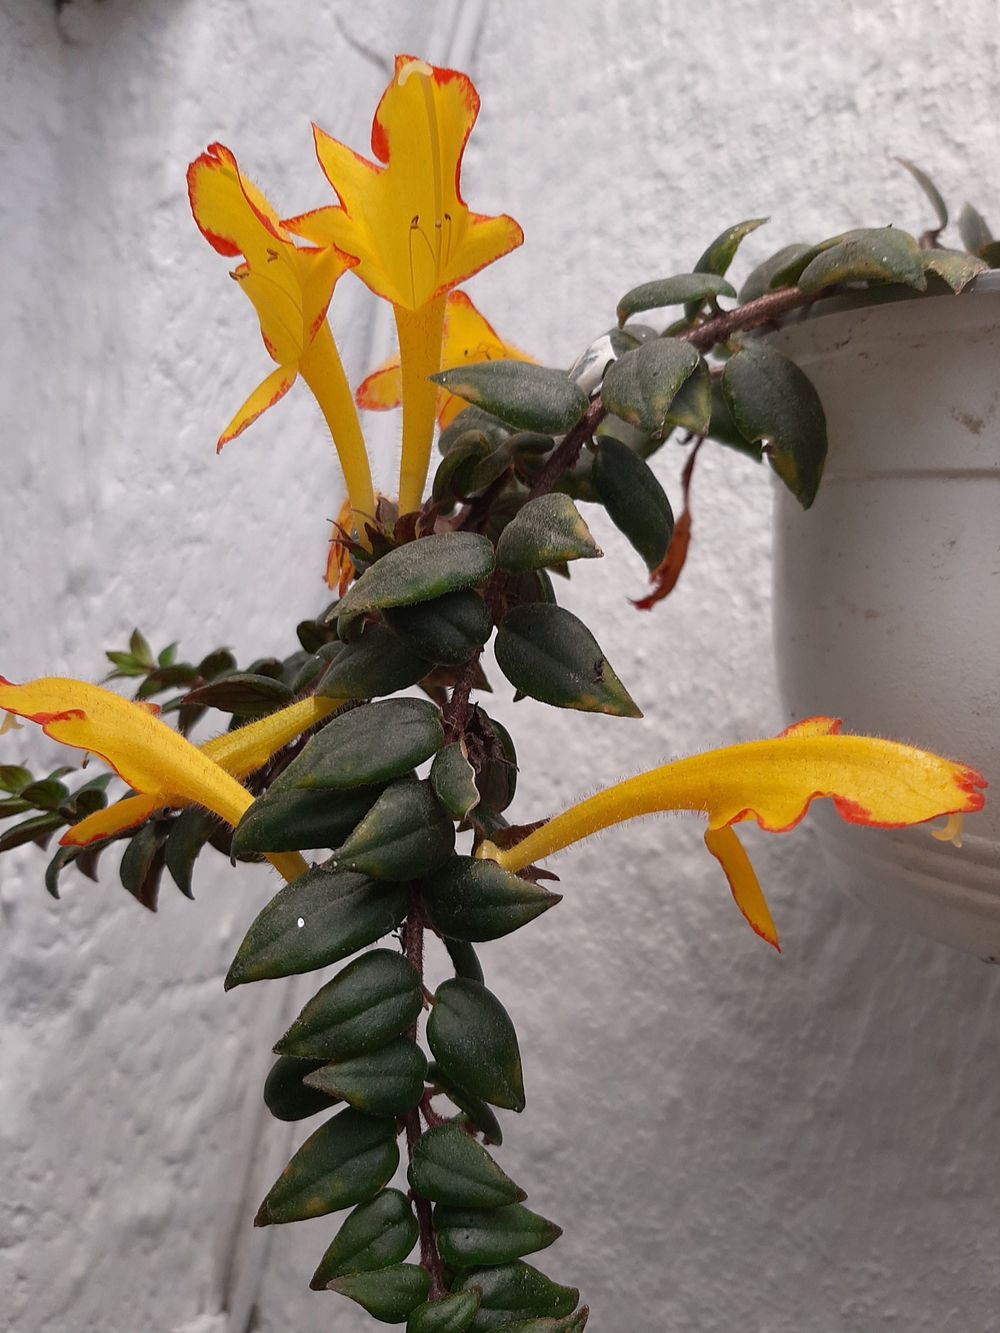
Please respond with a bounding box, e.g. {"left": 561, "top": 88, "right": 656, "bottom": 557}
{"left": 300, "top": 56, "right": 522, "bottom": 310}
{"left": 61, "top": 793, "right": 164, "bottom": 847}
{"left": 703, "top": 824, "right": 779, "bottom": 950}
{"left": 218, "top": 364, "right": 297, "bottom": 450}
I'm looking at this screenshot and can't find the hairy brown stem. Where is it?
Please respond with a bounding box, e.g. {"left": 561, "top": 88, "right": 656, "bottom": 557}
{"left": 528, "top": 397, "right": 607, "bottom": 499}
{"left": 401, "top": 906, "right": 446, "bottom": 1300}
{"left": 678, "top": 284, "right": 818, "bottom": 349}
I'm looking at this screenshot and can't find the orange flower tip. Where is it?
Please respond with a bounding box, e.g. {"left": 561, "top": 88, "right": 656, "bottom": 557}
{"left": 779, "top": 716, "right": 842, "bottom": 738}
{"left": 186, "top": 144, "right": 243, "bottom": 258}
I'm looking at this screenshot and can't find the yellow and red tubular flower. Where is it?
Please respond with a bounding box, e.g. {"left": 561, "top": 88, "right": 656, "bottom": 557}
{"left": 356, "top": 289, "right": 535, "bottom": 432}
{"left": 286, "top": 56, "right": 524, "bottom": 515}
{"left": 187, "top": 143, "right": 376, "bottom": 549}
{"left": 477, "top": 717, "right": 987, "bottom": 951}
{"left": 0, "top": 677, "right": 342, "bottom": 883}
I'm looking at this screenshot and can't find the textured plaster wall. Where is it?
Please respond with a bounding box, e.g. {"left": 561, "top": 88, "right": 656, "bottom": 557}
{"left": 2, "top": 2, "right": 999, "bottom": 1332}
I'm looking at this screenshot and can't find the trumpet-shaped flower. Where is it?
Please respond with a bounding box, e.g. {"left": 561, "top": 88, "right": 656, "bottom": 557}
{"left": 356, "top": 289, "right": 534, "bottom": 432}
{"left": 0, "top": 677, "right": 341, "bottom": 883}
{"left": 187, "top": 143, "right": 376, "bottom": 547}
{"left": 287, "top": 56, "right": 524, "bottom": 514}
{"left": 477, "top": 717, "right": 987, "bottom": 950}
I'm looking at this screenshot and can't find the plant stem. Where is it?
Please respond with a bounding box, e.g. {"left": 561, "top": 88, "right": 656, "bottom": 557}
{"left": 678, "top": 284, "right": 817, "bottom": 350}
{"left": 527, "top": 398, "right": 607, "bottom": 498}
{"left": 401, "top": 904, "right": 446, "bottom": 1300}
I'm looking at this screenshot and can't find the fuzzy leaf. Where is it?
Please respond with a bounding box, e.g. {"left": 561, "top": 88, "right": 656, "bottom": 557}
{"left": 896, "top": 158, "right": 948, "bottom": 230}
{"left": 263, "top": 1055, "right": 340, "bottom": 1122}
{"left": 423, "top": 857, "right": 560, "bottom": 943}
{"left": 269, "top": 698, "right": 443, "bottom": 792}
{"left": 407, "top": 1290, "right": 482, "bottom": 1333}
{"left": 311, "top": 1188, "right": 418, "bottom": 1289}
{"left": 232, "top": 784, "right": 386, "bottom": 857}
{"left": 591, "top": 436, "right": 674, "bottom": 569}
{"left": 428, "top": 979, "right": 525, "bottom": 1112}
{"left": 182, "top": 672, "right": 294, "bottom": 717}
{"left": 330, "top": 1264, "right": 431, "bottom": 1322}
{"left": 431, "top": 362, "right": 588, "bottom": 435}
{"left": 958, "top": 202, "right": 993, "bottom": 255}
{"left": 434, "top": 1203, "right": 562, "bottom": 1269}
{"left": 496, "top": 495, "right": 602, "bottom": 574}
{"left": 452, "top": 1263, "right": 579, "bottom": 1330}
{"left": 331, "top": 779, "right": 455, "bottom": 880}
{"left": 335, "top": 534, "right": 495, "bottom": 619}
{"left": 601, "top": 340, "right": 701, "bottom": 438}
{"left": 408, "top": 1126, "right": 525, "bottom": 1207}
{"left": 306, "top": 1038, "right": 428, "bottom": 1117}
{"left": 318, "top": 625, "right": 433, "bottom": 700}
{"left": 384, "top": 591, "right": 493, "bottom": 667}
{"left": 616, "top": 272, "right": 735, "bottom": 326}
{"left": 431, "top": 743, "right": 480, "bottom": 821}
{"left": 427, "top": 1061, "right": 504, "bottom": 1146}
{"left": 796, "top": 227, "right": 925, "bottom": 293}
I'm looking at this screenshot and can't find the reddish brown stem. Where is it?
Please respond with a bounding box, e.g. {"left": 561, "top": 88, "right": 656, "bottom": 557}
{"left": 678, "top": 284, "right": 817, "bottom": 350}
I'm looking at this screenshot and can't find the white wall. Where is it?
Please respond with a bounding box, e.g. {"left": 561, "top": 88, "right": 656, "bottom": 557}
{"left": 2, "top": 2, "right": 998, "bottom": 1331}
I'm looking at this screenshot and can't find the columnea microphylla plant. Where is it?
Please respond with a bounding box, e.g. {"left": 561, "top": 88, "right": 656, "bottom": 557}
{"left": 2, "top": 56, "right": 991, "bottom": 1331}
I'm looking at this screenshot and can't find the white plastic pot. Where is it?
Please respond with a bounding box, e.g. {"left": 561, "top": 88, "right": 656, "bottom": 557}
{"left": 769, "top": 275, "right": 1000, "bottom": 958}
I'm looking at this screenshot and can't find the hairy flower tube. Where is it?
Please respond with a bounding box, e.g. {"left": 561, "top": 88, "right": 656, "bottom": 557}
{"left": 356, "top": 288, "right": 533, "bottom": 432}
{"left": 187, "top": 143, "right": 376, "bottom": 548}
{"left": 287, "top": 55, "right": 524, "bottom": 514}
{"left": 0, "top": 678, "right": 341, "bottom": 883}
{"left": 477, "top": 717, "right": 988, "bottom": 949}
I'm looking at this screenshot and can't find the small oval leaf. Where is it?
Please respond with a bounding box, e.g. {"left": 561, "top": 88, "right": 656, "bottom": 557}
{"left": 617, "top": 272, "right": 735, "bottom": 326}
{"left": 738, "top": 242, "right": 813, "bottom": 303}
{"left": 430, "top": 743, "right": 480, "bottom": 821}
{"left": 422, "top": 856, "right": 560, "bottom": 943}
{"left": 318, "top": 624, "right": 434, "bottom": 699}
{"left": 796, "top": 227, "right": 925, "bottom": 293}
{"left": 332, "top": 779, "right": 456, "bottom": 880}
{"left": 225, "top": 868, "right": 409, "bottom": 989}
{"left": 601, "top": 340, "right": 701, "bottom": 437}
{"left": 408, "top": 1125, "right": 524, "bottom": 1207}
{"left": 496, "top": 495, "right": 602, "bottom": 574}
{"left": 451, "top": 1262, "right": 580, "bottom": 1329}
{"left": 329, "top": 1263, "right": 430, "bottom": 1320}
{"left": 958, "top": 201, "right": 993, "bottom": 256}
{"left": 431, "top": 361, "right": 588, "bottom": 435}
{"left": 232, "top": 783, "right": 386, "bottom": 856}
{"left": 335, "top": 533, "right": 496, "bottom": 619}
{"left": 311, "top": 1188, "right": 418, "bottom": 1289}
{"left": 408, "top": 1289, "right": 482, "bottom": 1333}
{"left": 922, "top": 248, "right": 989, "bottom": 293}
{"left": 896, "top": 158, "right": 948, "bottom": 230}
{"left": 428, "top": 978, "right": 525, "bottom": 1112}
{"left": 263, "top": 1055, "right": 339, "bottom": 1122}
{"left": 434, "top": 1202, "right": 562, "bottom": 1269}
{"left": 495, "top": 604, "right": 641, "bottom": 718}
{"left": 427, "top": 1061, "right": 504, "bottom": 1146}
{"left": 305, "top": 1037, "right": 428, "bottom": 1116}
{"left": 591, "top": 436, "right": 674, "bottom": 570}
{"left": 182, "top": 672, "right": 294, "bottom": 717}
{"left": 384, "top": 591, "right": 493, "bottom": 666}
{"left": 276, "top": 948, "right": 423, "bottom": 1061}
{"left": 254, "top": 1106, "right": 399, "bottom": 1226}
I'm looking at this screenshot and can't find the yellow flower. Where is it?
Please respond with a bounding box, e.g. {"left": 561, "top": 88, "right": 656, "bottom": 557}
{"left": 477, "top": 717, "right": 987, "bottom": 950}
{"left": 287, "top": 56, "right": 524, "bottom": 515}
{"left": 187, "top": 143, "right": 376, "bottom": 548}
{"left": 0, "top": 677, "right": 341, "bottom": 883}
{"left": 356, "top": 289, "right": 534, "bottom": 432}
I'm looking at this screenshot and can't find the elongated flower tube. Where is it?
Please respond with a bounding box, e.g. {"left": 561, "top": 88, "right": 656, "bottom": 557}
{"left": 187, "top": 143, "right": 376, "bottom": 547}
{"left": 0, "top": 678, "right": 341, "bottom": 883}
{"left": 287, "top": 56, "right": 523, "bottom": 514}
{"left": 356, "top": 289, "right": 534, "bottom": 432}
{"left": 477, "top": 718, "right": 987, "bottom": 950}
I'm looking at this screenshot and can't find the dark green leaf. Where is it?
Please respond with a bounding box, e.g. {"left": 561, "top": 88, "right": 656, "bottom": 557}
{"left": 495, "top": 604, "right": 641, "bottom": 718}
{"left": 0, "top": 797, "right": 31, "bottom": 818}
{"left": 439, "top": 407, "right": 512, "bottom": 454}
{"left": 0, "top": 765, "right": 33, "bottom": 794}
{"left": 434, "top": 1203, "right": 561, "bottom": 1269}
{"left": 796, "top": 227, "right": 925, "bottom": 293}
{"left": 0, "top": 812, "right": 64, "bottom": 852}
{"left": 591, "top": 436, "right": 674, "bottom": 569}
{"left": 335, "top": 534, "right": 496, "bottom": 620}
{"left": 128, "top": 628, "right": 154, "bottom": 666}
{"left": 423, "top": 857, "right": 559, "bottom": 943}
{"left": 232, "top": 784, "right": 385, "bottom": 857}
{"left": 135, "top": 664, "right": 200, "bottom": 699}
{"left": 500, "top": 1314, "right": 589, "bottom": 1333}
{"left": 104, "top": 650, "right": 145, "bottom": 677}
{"left": 601, "top": 340, "right": 700, "bottom": 438}
{"left": 385, "top": 591, "right": 493, "bottom": 667}
{"left": 979, "top": 239, "right": 1000, "bottom": 267}
{"left": 182, "top": 672, "right": 294, "bottom": 717}
{"left": 164, "top": 806, "right": 219, "bottom": 898}
{"left": 270, "top": 698, "right": 444, "bottom": 792}
{"left": 662, "top": 357, "right": 711, "bottom": 436}
{"left": 616, "top": 273, "right": 735, "bottom": 327}
{"left": 433, "top": 434, "right": 499, "bottom": 505}
{"left": 685, "top": 217, "right": 768, "bottom": 319}
{"left": 408, "top": 1289, "right": 482, "bottom": 1333}
{"left": 263, "top": 1055, "right": 340, "bottom": 1122}
{"left": 707, "top": 376, "right": 761, "bottom": 458}
{"left": 20, "top": 778, "right": 70, "bottom": 811}
{"left": 332, "top": 780, "right": 455, "bottom": 880}
{"left": 444, "top": 938, "right": 485, "bottom": 986}
{"left": 431, "top": 362, "right": 588, "bottom": 435}
{"left": 722, "top": 342, "right": 827, "bottom": 507}
{"left": 254, "top": 1106, "right": 399, "bottom": 1226}
{"left": 428, "top": 978, "right": 524, "bottom": 1112}
{"left": 467, "top": 713, "right": 517, "bottom": 815}
{"left": 44, "top": 845, "right": 81, "bottom": 900}
{"left": 958, "top": 201, "right": 992, "bottom": 255}
{"left": 311, "top": 1188, "right": 418, "bottom": 1289}
{"left": 738, "top": 243, "right": 813, "bottom": 303}
{"left": 315, "top": 624, "right": 433, "bottom": 700}
{"left": 430, "top": 743, "right": 480, "bottom": 821}
{"left": 408, "top": 1125, "right": 525, "bottom": 1207}
{"left": 452, "top": 1262, "right": 579, "bottom": 1330}
{"left": 896, "top": 158, "right": 948, "bottom": 230}
{"left": 496, "top": 495, "right": 602, "bottom": 574}
{"left": 119, "top": 821, "right": 168, "bottom": 911}
{"left": 197, "top": 647, "right": 237, "bottom": 679}
{"left": 225, "top": 869, "right": 409, "bottom": 989}
{"left": 427, "top": 1062, "right": 503, "bottom": 1146}
{"left": 330, "top": 1263, "right": 431, "bottom": 1321}
{"left": 305, "top": 1037, "right": 428, "bottom": 1116}
{"left": 157, "top": 641, "right": 179, "bottom": 667}
{"left": 276, "top": 949, "right": 423, "bottom": 1061}
{"left": 922, "top": 248, "right": 989, "bottom": 292}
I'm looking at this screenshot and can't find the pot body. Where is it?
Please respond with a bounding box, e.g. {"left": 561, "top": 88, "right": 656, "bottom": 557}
{"left": 769, "top": 281, "right": 1000, "bottom": 958}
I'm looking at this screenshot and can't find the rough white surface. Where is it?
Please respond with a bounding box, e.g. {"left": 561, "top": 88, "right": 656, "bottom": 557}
{"left": 2, "top": 2, "right": 999, "bottom": 1332}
